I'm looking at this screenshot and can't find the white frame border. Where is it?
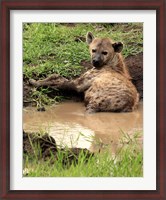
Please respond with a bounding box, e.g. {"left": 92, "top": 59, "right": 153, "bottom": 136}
{"left": 10, "top": 10, "right": 156, "bottom": 190}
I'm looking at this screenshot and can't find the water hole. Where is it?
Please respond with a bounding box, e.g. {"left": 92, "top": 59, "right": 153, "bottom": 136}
{"left": 23, "top": 101, "right": 143, "bottom": 153}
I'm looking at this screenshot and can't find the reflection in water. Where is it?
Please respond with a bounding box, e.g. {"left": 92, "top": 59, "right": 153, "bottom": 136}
{"left": 23, "top": 101, "right": 143, "bottom": 152}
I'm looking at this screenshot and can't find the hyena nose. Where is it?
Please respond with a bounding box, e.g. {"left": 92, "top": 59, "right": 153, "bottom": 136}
{"left": 92, "top": 59, "right": 101, "bottom": 67}
{"left": 93, "top": 59, "right": 99, "bottom": 65}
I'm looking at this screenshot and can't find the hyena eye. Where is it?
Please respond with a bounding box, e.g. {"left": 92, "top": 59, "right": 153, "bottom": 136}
{"left": 102, "top": 51, "right": 108, "bottom": 55}
{"left": 92, "top": 49, "right": 96, "bottom": 53}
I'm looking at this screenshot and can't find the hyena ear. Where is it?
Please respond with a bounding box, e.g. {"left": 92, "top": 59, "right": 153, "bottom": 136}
{"left": 86, "top": 32, "right": 95, "bottom": 45}
{"left": 112, "top": 42, "right": 123, "bottom": 53}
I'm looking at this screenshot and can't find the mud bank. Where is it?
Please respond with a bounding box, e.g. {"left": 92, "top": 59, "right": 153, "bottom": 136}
{"left": 23, "top": 131, "right": 93, "bottom": 166}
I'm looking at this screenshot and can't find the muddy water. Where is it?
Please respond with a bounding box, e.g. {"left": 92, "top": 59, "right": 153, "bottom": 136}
{"left": 23, "top": 101, "right": 143, "bottom": 153}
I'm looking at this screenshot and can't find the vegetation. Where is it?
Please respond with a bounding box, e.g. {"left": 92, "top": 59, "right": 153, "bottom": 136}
{"left": 23, "top": 131, "right": 143, "bottom": 177}
{"left": 23, "top": 23, "right": 143, "bottom": 106}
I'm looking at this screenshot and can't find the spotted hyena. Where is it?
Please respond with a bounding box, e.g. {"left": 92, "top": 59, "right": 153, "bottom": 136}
{"left": 30, "top": 32, "right": 139, "bottom": 113}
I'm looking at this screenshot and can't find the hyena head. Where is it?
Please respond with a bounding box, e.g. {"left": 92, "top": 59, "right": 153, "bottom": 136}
{"left": 86, "top": 32, "right": 123, "bottom": 68}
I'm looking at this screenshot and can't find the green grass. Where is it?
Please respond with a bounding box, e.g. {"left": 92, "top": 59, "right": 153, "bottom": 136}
{"left": 23, "top": 23, "right": 143, "bottom": 106}
{"left": 23, "top": 23, "right": 143, "bottom": 78}
{"left": 23, "top": 131, "right": 143, "bottom": 177}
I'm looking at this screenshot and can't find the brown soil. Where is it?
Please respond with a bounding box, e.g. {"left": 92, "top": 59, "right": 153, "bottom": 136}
{"left": 23, "top": 131, "right": 94, "bottom": 166}
{"left": 125, "top": 53, "right": 143, "bottom": 99}
{"left": 23, "top": 79, "right": 34, "bottom": 107}
{"left": 23, "top": 53, "right": 143, "bottom": 106}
